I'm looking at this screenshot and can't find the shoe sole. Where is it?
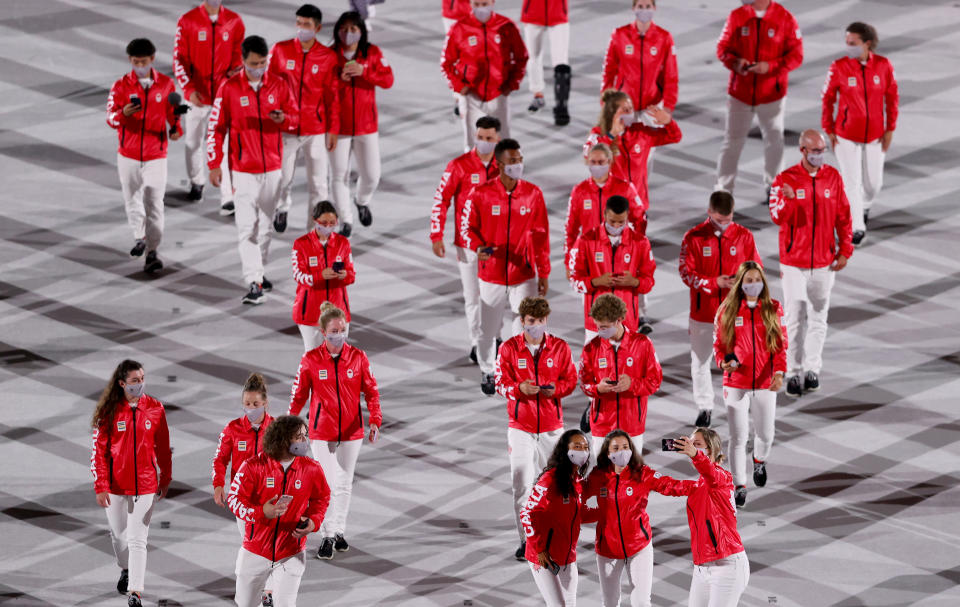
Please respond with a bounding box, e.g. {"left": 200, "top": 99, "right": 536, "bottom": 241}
{"left": 242, "top": 298, "right": 264, "bottom": 305}
{"left": 274, "top": 225, "right": 286, "bottom": 233}
{"left": 130, "top": 250, "right": 145, "bottom": 259}
{"left": 316, "top": 553, "right": 334, "bottom": 560}
{"left": 785, "top": 391, "right": 802, "bottom": 399}
{"left": 144, "top": 263, "right": 163, "bottom": 275}
{"left": 219, "top": 208, "right": 235, "bottom": 217}
{"left": 805, "top": 386, "right": 820, "bottom": 393}
{"left": 335, "top": 546, "right": 349, "bottom": 553}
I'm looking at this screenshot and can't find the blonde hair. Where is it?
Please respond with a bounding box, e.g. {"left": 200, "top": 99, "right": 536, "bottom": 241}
{"left": 695, "top": 427, "right": 725, "bottom": 464}
{"left": 319, "top": 301, "right": 346, "bottom": 330}
{"left": 242, "top": 372, "right": 267, "bottom": 399}
{"left": 718, "top": 261, "right": 784, "bottom": 355}
{"left": 589, "top": 294, "right": 627, "bottom": 323}
{"left": 598, "top": 89, "right": 631, "bottom": 138}
{"left": 586, "top": 142, "right": 614, "bottom": 163}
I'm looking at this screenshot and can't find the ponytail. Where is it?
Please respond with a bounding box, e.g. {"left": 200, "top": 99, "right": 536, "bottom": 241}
{"left": 319, "top": 301, "right": 346, "bottom": 330}
{"left": 242, "top": 372, "right": 267, "bottom": 399}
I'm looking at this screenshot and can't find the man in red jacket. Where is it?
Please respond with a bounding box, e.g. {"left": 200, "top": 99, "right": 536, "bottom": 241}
{"left": 715, "top": 0, "right": 802, "bottom": 197}
{"left": 431, "top": 115, "right": 502, "bottom": 363}
{"left": 207, "top": 35, "right": 298, "bottom": 305}
{"left": 495, "top": 297, "right": 577, "bottom": 560}
{"left": 520, "top": 0, "right": 570, "bottom": 125}
{"left": 462, "top": 139, "right": 550, "bottom": 395}
{"left": 769, "top": 129, "right": 853, "bottom": 397}
{"left": 441, "top": 0, "right": 528, "bottom": 151}
{"left": 107, "top": 39, "right": 183, "bottom": 276}
{"left": 269, "top": 4, "right": 340, "bottom": 234}
{"left": 679, "top": 191, "right": 761, "bottom": 427}
{"left": 173, "top": 0, "right": 244, "bottom": 212}
{"left": 228, "top": 415, "right": 330, "bottom": 607}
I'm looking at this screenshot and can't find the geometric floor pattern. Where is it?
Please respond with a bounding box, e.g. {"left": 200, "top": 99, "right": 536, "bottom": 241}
{"left": 2, "top": 1, "right": 959, "bottom": 605}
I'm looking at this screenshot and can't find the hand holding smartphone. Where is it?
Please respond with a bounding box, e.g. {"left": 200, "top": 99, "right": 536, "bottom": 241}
{"left": 538, "top": 384, "right": 554, "bottom": 390}
{"left": 275, "top": 494, "right": 294, "bottom": 507}
{"left": 332, "top": 261, "right": 345, "bottom": 273}
{"left": 661, "top": 438, "right": 679, "bottom": 451}
{"left": 604, "top": 379, "right": 618, "bottom": 385}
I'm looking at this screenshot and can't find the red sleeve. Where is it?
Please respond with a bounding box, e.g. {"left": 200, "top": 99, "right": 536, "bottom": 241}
{"left": 661, "top": 33, "right": 679, "bottom": 112}
{"left": 563, "top": 189, "right": 581, "bottom": 270}
{"left": 691, "top": 450, "right": 726, "bottom": 488}
{"left": 713, "top": 305, "right": 728, "bottom": 367}
{"left": 227, "top": 459, "right": 268, "bottom": 524}
{"left": 324, "top": 60, "right": 341, "bottom": 134}
{"left": 768, "top": 173, "right": 797, "bottom": 225}
{"left": 646, "top": 467, "right": 697, "bottom": 497}
{"left": 173, "top": 17, "right": 196, "bottom": 101}
{"left": 570, "top": 236, "right": 591, "bottom": 295}
{"left": 206, "top": 81, "right": 229, "bottom": 170}
{"left": 554, "top": 342, "right": 578, "bottom": 399}
{"left": 679, "top": 234, "right": 718, "bottom": 294}
{"left": 716, "top": 12, "right": 740, "bottom": 71}
{"left": 91, "top": 422, "right": 111, "bottom": 494}
{"left": 494, "top": 344, "right": 519, "bottom": 400}
{"left": 362, "top": 47, "right": 394, "bottom": 89}
{"left": 884, "top": 60, "right": 899, "bottom": 132}
{"left": 626, "top": 339, "right": 662, "bottom": 397}
{"left": 154, "top": 405, "right": 172, "bottom": 489}
{"left": 768, "top": 13, "right": 803, "bottom": 75}
{"left": 820, "top": 62, "right": 840, "bottom": 134}
{"left": 600, "top": 31, "right": 619, "bottom": 92}
{"left": 532, "top": 193, "right": 551, "bottom": 278}
{"left": 502, "top": 22, "right": 528, "bottom": 93}
{"left": 746, "top": 230, "right": 762, "bottom": 265}
{"left": 106, "top": 80, "right": 135, "bottom": 130}
{"left": 773, "top": 304, "right": 787, "bottom": 375}
{"left": 441, "top": 26, "right": 467, "bottom": 93}
{"left": 646, "top": 118, "right": 682, "bottom": 147}
{"left": 212, "top": 424, "right": 233, "bottom": 488}
{"left": 462, "top": 190, "right": 485, "bottom": 252}
{"left": 305, "top": 466, "right": 331, "bottom": 532}
{"left": 267, "top": 43, "right": 283, "bottom": 78}
{"left": 431, "top": 159, "right": 461, "bottom": 243}
{"left": 519, "top": 476, "right": 553, "bottom": 553}
{"left": 633, "top": 240, "right": 656, "bottom": 294}
{"left": 288, "top": 355, "right": 312, "bottom": 416}
{"left": 627, "top": 182, "right": 648, "bottom": 221}
{"left": 578, "top": 347, "right": 600, "bottom": 399}
{"left": 291, "top": 241, "right": 314, "bottom": 287}
{"left": 360, "top": 352, "right": 383, "bottom": 428}
{"left": 233, "top": 18, "right": 246, "bottom": 72}
{"left": 835, "top": 176, "right": 854, "bottom": 259}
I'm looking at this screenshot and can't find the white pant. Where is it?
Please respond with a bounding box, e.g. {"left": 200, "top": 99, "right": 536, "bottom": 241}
{"left": 183, "top": 101, "right": 232, "bottom": 198}
{"left": 833, "top": 136, "right": 885, "bottom": 232}
{"left": 234, "top": 548, "right": 305, "bottom": 607}
{"left": 478, "top": 278, "right": 537, "bottom": 374}
{"left": 311, "top": 439, "right": 362, "bottom": 537}
{"left": 724, "top": 387, "right": 776, "bottom": 487}
{"left": 598, "top": 544, "right": 654, "bottom": 607}
{"left": 459, "top": 94, "right": 510, "bottom": 152}
{"left": 530, "top": 561, "right": 578, "bottom": 607}
{"left": 104, "top": 493, "right": 155, "bottom": 593}
{"left": 509, "top": 427, "right": 564, "bottom": 541}
{"left": 234, "top": 170, "right": 282, "bottom": 286}
{"left": 279, "top": 133, "right": 330, "bottom": 229}
{"left": 781, "top": 264, "right": 836, "bottom": 376}
{"left": 236, "top": 517, "right": 279, "bottom": 591}
{"left": 689, "top": 319, "right": 716, "bottom": 411}
{"left": 457, "top": 246, "right": 482, "bottom": 346}
{"left": 298, "top": 324, "right": 324, "bottom": 352}
{"left": 117, "top": 155, "right": 166, "bottom": 251}
{"left": 329, "top": 132, "right": 381, "bottom": 224}
{"left": 524, "top": 23, "right": 571, "bottom": 95}
{"left": 716, "top": 96, "right": 785, "bottom": 193}
{"left": 688, "top": 551, "right": 750, "bottom": 607}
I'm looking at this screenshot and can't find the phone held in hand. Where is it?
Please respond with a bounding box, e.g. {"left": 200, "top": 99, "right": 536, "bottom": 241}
{"left": 332, "top": 261, "right": 345, "bottom": 272}
{"left": 481, "top": 246, "right": 494, "bottom": 256}
{"left": 130, "top": 95, "right": 141, "bottom": 106}
{"left": 276, "top": 494, "right": 294, "bottom": 507}
{"left": 296, "top": 518, "right": 309, "bottom": 530}
{"left": 604, "top": 379, "right": 618, "bottom": 385}
{"left": 548, "top": 560, "right": 561, "bottom": 576}
{"left": 662, "top": 438, "right": 679, "bottom": 451}
{"left": 538, "top": 384, "right": 554, "bottom": 390}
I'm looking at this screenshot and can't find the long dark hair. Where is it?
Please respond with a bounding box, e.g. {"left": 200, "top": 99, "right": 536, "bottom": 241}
{"left": 92, "top": 359, "right": 143, "bottom": 429}
{"left": 537, "top": 428, "right": 589, "bottom": 499}
{"left": 595, "top": 429, "right": 645, "bottom": 480}
{"left": 330, "top": 11, "right": 369, "bottom": 58}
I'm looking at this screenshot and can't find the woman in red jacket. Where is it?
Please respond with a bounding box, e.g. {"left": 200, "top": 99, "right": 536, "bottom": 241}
{"left": 291, "top": 201, "right": 356, "bottom": 351}
{"left": 714, "top": 261, "right": 786, "bottom": 507}
{"left": 289, "top": 301, "right": 382, "bottom": 560}
{"left": 519, "top": 428, "right": 591, "bottom": 607}
{"left": 90, "top": 359, "right": 171, "bottom": 607}
{"left": 328, "top": 11, "right": 394, "bottom": 236}
{"left": 583, "top": 430, "right": 688, "bottom": 607}
{"left": 671, "top": 429, "right": 749, "bottom": 607}
{"left": 584, "top": 89, "right": 681, "bottom": 207}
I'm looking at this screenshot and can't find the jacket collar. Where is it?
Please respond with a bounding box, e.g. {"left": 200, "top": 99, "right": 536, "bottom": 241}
{"left": 239, "top": 411, "right": 272, "bottom": 431}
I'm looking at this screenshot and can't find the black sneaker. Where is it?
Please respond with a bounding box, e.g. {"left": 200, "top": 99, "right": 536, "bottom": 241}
{"left": 553, "top": 104, "right": 570, "bottom": 127}
{"left": 695, "top": 409, "right": 712, "bottom": 428}
{"left": 786, "top": 375, "right": 802, "bottom": 398}
{"left": 261, "top": 592, "right": 274, "bottom": 607}
{"left": 514, "top": 540, "right": 526, "bottom": 561}
{"left": 469, "top": 346, "right": 478, "bottom": 365}
{"left": 340, "top": 222, "right": 353, "bottom": 238}
{"left": 219, "top": 201, "right": 235, "bottom": 217}
{"left": 273, "top": 211, "right": 288, "bottom": 233}
{"left": 753, "top": 459, "right": 767, "bottom": 487}
{"left": 528, "top": 94, "right": 545, "bottom": 113}
{"left": 242, "top": 283, "right": 264, "bottom": 305}
{"left": 334, "top": 533, "right": 349, "bottom": 552}
{"left": 804, "top": 371, "right": 820, "bottom": 393}
{"left": 144, "top": 251, "right": 163, "bottom": 275}
{"left": 356, "top": 204, "right": 372, "bottom": 227}
{"left": 130, "top": 240, "right": 146, "bottom": 258}
{"left": 638, "top": 317, "right": 653, "bottom": 335}
{"left": 187, "top": 183, "right": 204, "bottom": 201}
{"left": 117, "top": 569, "right": 128, "bottom": 595}
{"left": 261, "top": 277, "right": 273, "bottom": 292}
{"left": 317, "top": 537, "right": 335, "bottom": 560}
{"left": 734, "top": 485, "right": 747, "bottom": 508}
{"left": 852, "top": 230, "right": 866, "bottom": 247}
{"left": 127, "top": 593, "right": 142, "bottom": 607}
{"left": 481, "top": 373, "right": 496, "bottom": 396}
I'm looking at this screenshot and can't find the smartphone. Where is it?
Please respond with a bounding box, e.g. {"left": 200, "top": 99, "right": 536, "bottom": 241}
{"left": 548, "top": 561, "right": 561, "bottom": 576}
{"left": 370, "top": 426, "right": 380, "bottom": 443}
{"left": 332, "top": 261, "right": 345, "bottom": 272}
{"left": 745, "top": 63, "right": 757, "bottom": 70}
{"left": 662, "top": 438, "right": 678, "bottom": 452}
{"left": 538, "top": 384, "right": 554, "bottom": 390}
{"left": 481, "top": 246, "right": 494, "bottom": 256}
{"left": 604, "top": 379, "right": 618, "bottom": 385}
{"left": 612, "top": 272, "right": 624, "bottom": 277}
{"left": 276, "top": 494, "right": 294, "bottom": 507}
{"left": 296, "top": 518, "right": 309, "bottom": 530}
{"left": 130, "top": 95, "right": 141, "bottom": 107}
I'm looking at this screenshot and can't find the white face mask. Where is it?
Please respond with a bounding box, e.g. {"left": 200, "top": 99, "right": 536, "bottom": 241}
{"left": 710, "top": 217, "right": 731, "bottom": 233}
{"left": 609, "top": 449, "right": 632, "bottom": 467}
{"left": 289, "top": 441, "right": 311, "bottom": 457}
{"left": 124, "top": 382, "right": 145, "bottom": 400}
{"left": 598, "top": 326, "right": 618, "bottom": 340}
{"left": 524, "top": 324, "right": 547, "bottom": 341}
{"left": 316, "top": 224, "right": 337, "bottom": 237}
{"left": 588, "top": 164, "right": 610, "bottom": 180}
{"left": 806, "top": 151, "right": 824, "bottom": 168}
{"left": 244, "top": 406, "right": 265, "bottom": 423}
{"left": 568, "top": 449, "right": 590, "bottom": 467}
{"left": 325, "top": 329, "right": 348, "bottom": 348}
{"left": 475, "top": 139, "right": 496, "bottom": 155}
{"left": 473, "top": 6, "right": 493, "bottom": 23}
{"left": 605, "top": 222, "right": 625, "bottom": 237}
{"left": 503, "top": 163, "right": 523, "bottom": 181}
{"left": 620, "top": 112, "right": 637, "bottom": 127}
{"left": 245, "top": 66, "right": 265, "bottom": 80}
{"left": 132, "top": 64, "right": 152, "bottom": 78}
{"left": 634, "top": 8, "right": 654, "bottom": 23}
{"left": 297, "top": 28, "right": 316, "bottom": 43}
{"left": 742, "top": 281, "right": 764, "bottom": 298}
{"left": 341, "top": 30, "right": 361, "bottom": 46}
{"left": 845, "top": 44, "right": 863, "bottom": 59}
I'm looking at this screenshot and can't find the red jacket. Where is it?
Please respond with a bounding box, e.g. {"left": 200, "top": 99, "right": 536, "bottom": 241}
{"left": 821, "top": 53, "right": 899, "bottom": 144}
{"left": 520, "top": 468, "right": 583, "bottom": 566}
{"left": 291, "top": 231, "right": 355, "bottom": 326}
{"left": 91, "top": 396, "right": 172, "bottom": 496}
{"left": 442, "top": 0, "right": 472, "bottom": 20}
{"left": 563, "top": 176, "right": 646, "bottom": 270}
{"left": 212, "top": 413, "right": 274, "bottom": 488}
{"left": 206, "top": 72, "right": 298, "bottom": 174}
{"left": 571, "top": 226, "right": 656, "bottom": 333}
{"left": 676, "top": 451, "right": 745, "bottom": 565}
{"left": 289, "top": 344, "right": 382, "bottom": 442}
{"left": 441, "top": 13, "right": 528, "bottom": 102}
{"left": 431, "top": 149, "right": 499, "bottom": 249}
{"left": 769, "top": 163, "right": 854, "bottom": 269}
{"left": 582, "top": 465, "right": 689, "bottom": 559}
{"left": 714, "top": 299, "right": 787, "bottom": 391}
{"left": 227, "top": 454, "right": 330, "bottom": 562}
{"left": 173, "top": 5, "right": 245, "bottom": 106}
{"left": 579, "top": 328, "right": 662, "bottom": 437}
{"left": 584, "top": 120, "right": 682, "bottom": 204}
{"left": 333, "top": 44, "right": 393, "bottom": 137}
{"left": 679, "top": 220, "right": 762, "bottom": 323}
{"left": 716, "top": 2, "right": 803, "bottom": 106}
{"left": 602, "top": 23, "right": 678, "bottom": 112}
{"left": 462, "top": 178, "right": 551, "bottom": 286}
{"left": 106, "top": 70, "right": 183, "bottom": 162}
{"left": 495, "top": 334, "right": 577, "bottom": 434}
{"left": 268, "top": 39, "right": 341, "bottom": 136}
{"left": 521, "top": 0, "right": 569, "bottom": 26}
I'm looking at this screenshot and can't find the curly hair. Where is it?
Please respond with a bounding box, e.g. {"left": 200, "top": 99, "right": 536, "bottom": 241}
{"left": 518, "top": 297, "right": 550, "bottom": 320}
{"left": 263, "top": 415, "right": 307, "bottom": 461}
{"left": 590, "top": 293, "right": 627, "bottom": 323}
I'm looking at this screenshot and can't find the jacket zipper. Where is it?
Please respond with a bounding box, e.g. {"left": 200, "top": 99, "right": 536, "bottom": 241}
{"left": 350, "top": 78, "right": 357, "bottom": 137}
{"left": 533, "top": 339, "right": 544, "bottom": 434}
{"left": 139, "top": 84, "right": 149, "bottom": 163}
{"left": 333, "top": 356, "right": 343, "bottom": 443}
{"left": 810, "top": 176, "right": 817, "bottom": 270}
{"left": 255, "top": 87, "right": 267, "bottom": 173}
{"left": 323, "top": 242, "right": 331, "bottom": 301}
{"left": 253, "top": 426, "right": 261, "bottom": 455}
{"left": 614, "top": 476, "right": 628, "bottom": 557}
{"left": 596, "top": 184, "right": 605, "bottom": 227}
{"left": 613, "top": 347, "right": 621, "bottom": 429}
{"left": 210, "top": 21, "right": 218, "bottom": 102}
{"left": 750, "top": 306, "right": 757, "bottom": 391}
{"left": 482, "top": 22, "right": 489, "bottom": 102}
{"left": 505, "top": 191, "right": 513, "bottom": 286}
{"left": 638, "top": 35, "right": 646, "bottom": 109}
{"left": 717, "top": 232, "right": 724, "bottom": 302}
{"left": 297, "top": 50, "right": 307, "bottom": 137}
{"left": 752, "top": 17, "right": 761, "bottom": 106}
{"left": 860, "top": 63, "right": 870, "bottom": 143}
{"left": 272, "top": 466, "right": 290, "bottom": 562}
{"left": 131, "top": 407, "right": 139, "bottom": 495}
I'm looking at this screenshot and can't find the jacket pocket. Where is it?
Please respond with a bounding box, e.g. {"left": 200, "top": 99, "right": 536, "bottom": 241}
{"left": 696, "top": 291, "right": 701, "bottom": 311}
{"left": 786, "top": 226, "right": 795, "bottom": 253}
{"left": 705, "top": 519, "right": 719, "bottom": 551}
{"left": 840, "top": 107, "right": 849, "bottom": 130}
